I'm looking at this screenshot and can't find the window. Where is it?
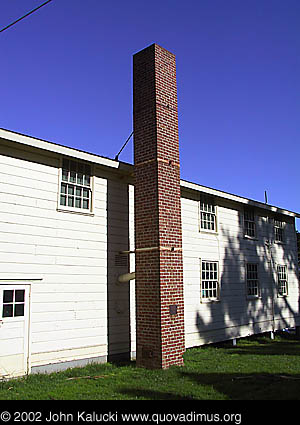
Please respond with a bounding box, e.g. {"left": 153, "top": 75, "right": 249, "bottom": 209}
{"left": 277, "top": 265, "right": 288, "bottom": 296}
{"left": 2, "top": 289, "right": 25, "bottom": 318}
{"left": 59, "top": 159, "right": 92, "bottom": 211}
{"left": 246, "top": 263, "right": 260, "bottom": 298}
{"left": 201, "top": 261, "right": 219, "bottom": 300}
{"left": 274, "top": 219, "right": 284, "bottom": 242}
{"left": 200, "top": 198, "right": 216, "bottom": 231}
{"left": 244, "top": 209, "right": 256, "bottom": 238}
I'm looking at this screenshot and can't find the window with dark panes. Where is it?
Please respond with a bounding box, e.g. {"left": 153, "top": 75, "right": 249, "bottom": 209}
{"left": 274, "top": 219, "right": 284, "bottom": 242}
{"left": 277, "top": 265, "right": 288, "bottom": 296}
{"left": 2, "top": 289, "right": 25, "bottom": 318}
{"left": 246, "top": 263, "right": 260, "bottom": 297}
{"left": 244, "top": 209, "right": 256, "bottom": 237}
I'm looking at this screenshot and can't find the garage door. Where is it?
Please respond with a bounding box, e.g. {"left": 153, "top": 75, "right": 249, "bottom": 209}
{"left": 0, "top": 284, "right": 30, "bottom": 379}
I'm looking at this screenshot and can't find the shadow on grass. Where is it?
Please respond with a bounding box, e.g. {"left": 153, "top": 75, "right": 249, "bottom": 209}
{"left": 181, "top": 371, "right": 300, "bottom": 400}
{"left": 207, "top": 333, "right": 300, "bottom": 357}
{"left": 120, "top": 337, "right": 300, "bottom": 400}
{"left": 119, "top": 370, "right": 300, "bottom": 400}
{"left": 226, "top": 343, "right": 300, "bottom": 357}
{"left": 119, "top": 388, "right": 195, "bottom": 400}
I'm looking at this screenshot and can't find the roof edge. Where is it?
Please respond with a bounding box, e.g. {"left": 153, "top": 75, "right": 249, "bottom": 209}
{"left": 0, "top": 128, "right": 119, "bottom": 169}
{"left": 181, "top": 180, "right": 300, "bottom": 219}
{"left": 1, "top": 128, "right": 299, "bottom": 218}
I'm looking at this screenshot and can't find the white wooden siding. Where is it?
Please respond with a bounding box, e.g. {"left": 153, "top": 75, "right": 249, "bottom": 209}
{"left": 181, "top": 194, "right": 300, "bottom": 348}
{"left": 1, "top": 139, "right": 299, "bottom": 375}
{"left": 0, "top": 143, "right": 109, "bottom": 370}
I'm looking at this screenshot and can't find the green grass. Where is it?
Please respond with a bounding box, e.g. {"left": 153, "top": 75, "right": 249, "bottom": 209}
{"left": 1, "top": 333, "right": 300, "bottom": 400}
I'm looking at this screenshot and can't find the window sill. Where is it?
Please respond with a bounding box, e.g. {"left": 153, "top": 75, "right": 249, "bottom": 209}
{"left": 274, "top": 240, "right": 286, "bottom": 245}
{"left": 199, "top": 229, "right": 219, "bottom": 236}
{"left": 200, "top": 298, "right": 220, "bottom": 304}
{"left": 247, "top": 295, "right": 261, "bottom": 300}
{"left": 57, "top": 208, "right": 94, "bottom": 217}
{"left": 243, "top": 235, "right": 258, "bottom": 241}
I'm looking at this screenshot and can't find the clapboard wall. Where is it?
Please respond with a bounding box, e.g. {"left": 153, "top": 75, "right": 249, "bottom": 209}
{"left": 0, "top": 140, "right": 130, "bottom": 371}
{"left": 181, "top": 189, "right": 300, "bottom": 348}
{"left": 0, "top": 138, "right": 299, "bottom": 374}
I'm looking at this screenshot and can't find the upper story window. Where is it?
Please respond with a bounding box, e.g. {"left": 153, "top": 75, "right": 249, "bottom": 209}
{"left": 200, "top": 260, "right": 219, "bottom": 301}
{"left": 59, "top": 158, "right": 92, "bottom": 212}
{"left": 246, "top": 263, "right": 260, "bottom": 298}
{"left": 274, "top": 219, "right": 284, "bottom": 242}
{"left": 244, "top": 209, "right": 256, "bottom": 238}
{"left": 200, "top": 198, "right": 216, "bottom": 232}
{"left": 277, "top": 265, "right": 288, "bottom": 296}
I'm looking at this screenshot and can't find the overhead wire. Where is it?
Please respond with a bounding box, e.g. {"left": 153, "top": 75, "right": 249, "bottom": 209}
{"left": 1, "top": 1, "right": 134, "bottom": 164}
{"left": 115, "top": 131, "right": 134, "bottom": 161}
{"left": 0, "top": 0, "right": 53, "bottom": 33}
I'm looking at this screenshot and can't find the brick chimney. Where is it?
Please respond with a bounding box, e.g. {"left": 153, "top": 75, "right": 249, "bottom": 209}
{"left": 133, "top": 44, "right": 185, "bottom": 369}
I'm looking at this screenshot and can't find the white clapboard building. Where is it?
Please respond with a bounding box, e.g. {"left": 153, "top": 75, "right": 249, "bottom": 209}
{"left": 0, "top": 126, "right": 299, "bottom": 378}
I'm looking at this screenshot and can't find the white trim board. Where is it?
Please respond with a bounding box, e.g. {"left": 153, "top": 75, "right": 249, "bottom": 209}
{"left": 1, "top": 127, "right": 299, "bottom": 219}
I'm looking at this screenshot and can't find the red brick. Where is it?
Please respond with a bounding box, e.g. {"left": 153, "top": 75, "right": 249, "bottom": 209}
{"left": 133, "top": 44, "right": 185, "bottom": 369}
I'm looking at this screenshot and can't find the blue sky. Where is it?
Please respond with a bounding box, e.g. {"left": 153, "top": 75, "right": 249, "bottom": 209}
{"left": 1, "top": 0, "right": 299, "bottom": 228}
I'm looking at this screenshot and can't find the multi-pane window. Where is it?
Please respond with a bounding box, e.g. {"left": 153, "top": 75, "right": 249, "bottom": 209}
{"left": 274, "top": 219, "right": 284, "bottom": 242}
{"left": 244, "top": 209, "right": 256, "bottom": 237}
{"left": 246, "top": 263, "right": 260, "bottom": 297}
{"left": 200, "top": 199, "right": 216, "bottom": 231}
{"left": 2, "top": 289, "right": 25, "bottom": 318}
{"left": 277, "top": 265, "right": 288, "bottom": 296}
{"left": 60, "top": 159, "right": 92, "bottom": 211}
{"left": 201, "top": 261, "right": 219, "bottom": 300}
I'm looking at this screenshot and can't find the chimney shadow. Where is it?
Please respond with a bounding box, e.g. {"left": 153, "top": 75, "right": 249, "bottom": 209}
{"left": 106, "top": 178, "right": 131, "bottom": 363}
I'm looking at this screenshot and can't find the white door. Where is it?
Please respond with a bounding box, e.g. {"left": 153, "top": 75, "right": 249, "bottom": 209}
{"left": 0, "top": 284, "right": 30, "bottom": 378}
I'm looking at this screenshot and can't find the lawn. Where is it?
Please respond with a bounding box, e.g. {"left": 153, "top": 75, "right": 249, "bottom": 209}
{"left": 1, "top": 333, "right": 300, "bottom": 400}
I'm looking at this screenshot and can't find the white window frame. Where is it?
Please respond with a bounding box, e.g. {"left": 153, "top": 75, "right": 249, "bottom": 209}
{"left": 277, "top": 265, "right": 288, "bottom": 297}
{"left": 246, "top": 263, "right": 260, "bottom": 299}
{"left": 274, "top": 218, "right": 285, "bottom": 243}
{"left": 244, "top": 208, "right": 256, "bottom": 238}
{"left": 57, "top": 157, "right": 94, "bottom": 214}
{"left": 200, "top": 260, "right": 220, "bottom": 302}
{"left": 1, "top": 287, "right": 26, "bottom": 319}
{"left": 199, "top": 198, "right": 217, "bottom": 233}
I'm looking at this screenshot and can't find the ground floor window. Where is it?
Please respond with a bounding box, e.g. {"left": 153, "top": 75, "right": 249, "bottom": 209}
{"left": 201, "top": 261, "right": 219, "bottom": 301}
{"left": 246, "top": 263, "right": 260, "bottom": 298}
{"left": 277, "top": 265, "right": 288, "bottom": 296}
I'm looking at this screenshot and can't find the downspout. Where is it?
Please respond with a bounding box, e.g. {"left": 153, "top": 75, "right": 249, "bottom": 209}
{"left": 265, "top": 239, "right": 276, "bottom": 333}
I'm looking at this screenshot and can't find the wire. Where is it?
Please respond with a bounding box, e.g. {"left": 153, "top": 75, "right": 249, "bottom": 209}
{"left": 0, "top": 0, "right": 53, "bottom": 33}
{"left": 115, "top": 131, "right": 134, "bottom": 161}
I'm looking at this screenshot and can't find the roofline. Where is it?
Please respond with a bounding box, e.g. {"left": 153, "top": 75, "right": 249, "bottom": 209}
{"left": 0, "top": 128, "right": 120, "bottom": 169}
{"left": 181, "top": 180, "right": 300, "bottom": 219}
{"left": 1, "top": 127, "right": 299, "bottom": 219}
